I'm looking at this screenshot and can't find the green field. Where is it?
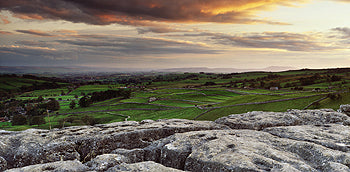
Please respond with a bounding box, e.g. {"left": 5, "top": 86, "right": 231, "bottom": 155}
{"left": 1, "top": 68, "right": 349, "bottom": 130}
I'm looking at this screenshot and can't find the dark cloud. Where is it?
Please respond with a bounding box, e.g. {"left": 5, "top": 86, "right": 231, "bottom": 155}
{"left": 185, "top": 31, "right": 338, "bottom": 52}
{"left": 56, "top": 35, "right": 218, "bottom": 55}
{"left": 15, "top": 40, "right": 55, "bottom": 47}
{"left": 137, "top": 27, "right": 189, "bottom": 34}
{"left": 0, "top": 45, "right": 58, "bottom": 58}
{"left": 0, "top": 0, "right": 306, "bottom": 25}
{"left": 332, "top": 27, "right": 350, "bottom": 38}
{"left": 0, "top": 32, "right": 218, "bottom": 67}
{"left": 16, "top": 30, "right": 54, "bottom": 37}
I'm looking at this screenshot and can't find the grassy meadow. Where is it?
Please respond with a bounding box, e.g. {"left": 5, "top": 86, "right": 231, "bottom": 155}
{"left": 1, "top": 68, "right": 349, "bottom": 130}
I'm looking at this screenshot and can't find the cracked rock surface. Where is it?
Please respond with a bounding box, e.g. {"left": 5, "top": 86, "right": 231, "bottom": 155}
{"left": 1, "top": 106, "right": 350, "bottom": 172}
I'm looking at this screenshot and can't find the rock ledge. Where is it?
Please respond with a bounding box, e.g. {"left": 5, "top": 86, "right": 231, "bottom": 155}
{"left": 1, "top": 106, "right": 350, "bottom": 172}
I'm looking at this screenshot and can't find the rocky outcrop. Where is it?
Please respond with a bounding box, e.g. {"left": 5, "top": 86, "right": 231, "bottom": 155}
{"left": 1, "top": 106, "right": 350, "bottom": 172}
{"left": 339, "top": 104, "right": 350, "bottom": 116}
{"left": 0, "top": 119, "right": 226, "bottom": 170}
{"left": 215, "top": 109, "right": 349, "bottom": 130}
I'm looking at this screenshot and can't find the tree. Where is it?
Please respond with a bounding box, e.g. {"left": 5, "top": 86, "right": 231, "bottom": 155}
{"left": 79, "top": 96, "right": 91, "bottom": 107}
{"left": 69, "top": 100, "right": 76, "bottom": 109}
{"left": 46, "top": 98, "right": 60, "bottom": 111}
{"left": 37, "top": 96, "right": 44, "bottom": 102}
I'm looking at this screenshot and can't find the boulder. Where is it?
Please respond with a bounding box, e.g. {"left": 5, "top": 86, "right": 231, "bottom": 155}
{"left": 215, "top": 109, "right": 349, "bottom": 130}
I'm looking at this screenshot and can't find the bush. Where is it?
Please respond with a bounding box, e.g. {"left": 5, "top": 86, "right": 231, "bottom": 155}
{"left": 79, "top": 96, "right": 91, "bottom": 107}
{"left": 12, "top": 114, "right": 27, "bottom": 125}
{"left": 327, "top": 93, "right": 342, "bottom": 100}
{"left": 82, "top": 115, "right": 98, "bottom": 126}
{"left": 69, "top": 100, "right": 76, "bottom": 109}
{"left": 28, "top": 116, "right": 46, "bottom": 126}
{"left": 203, "top": 82, "right": 216, "bottom": 86}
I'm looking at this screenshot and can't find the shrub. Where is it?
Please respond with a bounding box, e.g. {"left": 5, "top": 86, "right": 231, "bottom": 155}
{"left": 69, "top": 100, "right": 76, "bottom": 109}
{"left": 12, "top": 114, "right": 27, "bottom": 125}
{"left": 203, "top": 82, "right": 216, "bottom": 86}
{"left": 28, "top": 116, "right": 46, "bottom": 126}
{"left": 79, "top": 96, "right": 91, "bottom": 107}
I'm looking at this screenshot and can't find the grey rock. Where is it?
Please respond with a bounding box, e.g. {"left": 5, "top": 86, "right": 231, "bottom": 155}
{"left": 85, "top": 154, "right": 129, "bottom": 171}
{"left": 339, "top": 104, "right": 350, "bottom": 116}
{"left": 215, "top": 109, "right": 349, "bottom": 130}
{"left": 144, "top": 128, "right": 350, "bottom": 171}
{"left": 322, "top": 162, "right": 350, "bottom": 172}
{"left": 4, "top": 160, "right": 89, "bottom": 172}
{"left": 264, "top": 124, "right": 350, "bottom": 152}
{"left": 2, "top": 109, "right": 350, "bottom": 171}
{"left": 111, "top": 149, "right": 145, "bottom": 163}
{"left": 107, "top": 161, "right": 183, "bottom": 172}
{"left": 0, "top": 119, "right": 227, "bottom": 170}
{"left": 0, "top": 156, "right": 7, "bottom": 171}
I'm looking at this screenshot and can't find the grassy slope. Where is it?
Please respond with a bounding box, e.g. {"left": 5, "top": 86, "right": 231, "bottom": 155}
{"left": 198, "top": 95, "right": 325, "bottom": 121}
{"left": 2, "top": 69, "right": 349, "bottom": 130}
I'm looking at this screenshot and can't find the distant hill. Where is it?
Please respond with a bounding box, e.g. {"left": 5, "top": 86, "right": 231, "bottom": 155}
{"left": 0, "top": 66, "right": 297, "bottom": 74}
{"left": 154, "top": 66, "right": 297, "bottom": 73}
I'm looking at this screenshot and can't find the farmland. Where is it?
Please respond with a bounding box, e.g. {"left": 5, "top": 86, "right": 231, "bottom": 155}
{"left": 1, "top": 68, "right": 349, "bottom": 130}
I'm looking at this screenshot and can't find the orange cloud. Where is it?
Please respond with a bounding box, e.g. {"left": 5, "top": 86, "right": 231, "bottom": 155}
{"left": 13, "top": 14, "right": 44, "bottom": 20}
{"left": 0, "top": 30, "right": 13, "bottom": 34}
{"left": 0, "top": 14, "right": 10, "bottom": 24}
{"left": 0, "top": 0, "right": 308, "bottom": 25}
{"left": 55, "top": 30, "right": 78, "bottom": 34}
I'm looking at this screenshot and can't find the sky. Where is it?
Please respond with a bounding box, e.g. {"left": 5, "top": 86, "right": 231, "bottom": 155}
{"left": 1, "top": 0, "right": 350, "bottom": 70}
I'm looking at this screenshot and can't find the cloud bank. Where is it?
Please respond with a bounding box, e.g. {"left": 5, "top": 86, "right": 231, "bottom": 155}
{"left": 0, "top": 0, "right": 307, "bottom": 25}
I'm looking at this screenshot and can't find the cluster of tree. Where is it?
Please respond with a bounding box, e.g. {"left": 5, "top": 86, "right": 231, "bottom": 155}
{"left": 76, "top": 89, "right": 132, "bottom": 108}
{"left": 19, "top": 82, "right": 62, "bottom": 93}
{"left": 0, "top": 97, "right": 60, "bottom": 126}
{"left": 90, "top": 89, "right": 131, "bottom": 102}
{"left": 0, "top": 96, "right": 46, "bottom": 117}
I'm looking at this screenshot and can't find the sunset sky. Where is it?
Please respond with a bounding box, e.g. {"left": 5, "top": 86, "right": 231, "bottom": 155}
{"left": 1, "top": 0, "right": 350, "bottom": 70}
